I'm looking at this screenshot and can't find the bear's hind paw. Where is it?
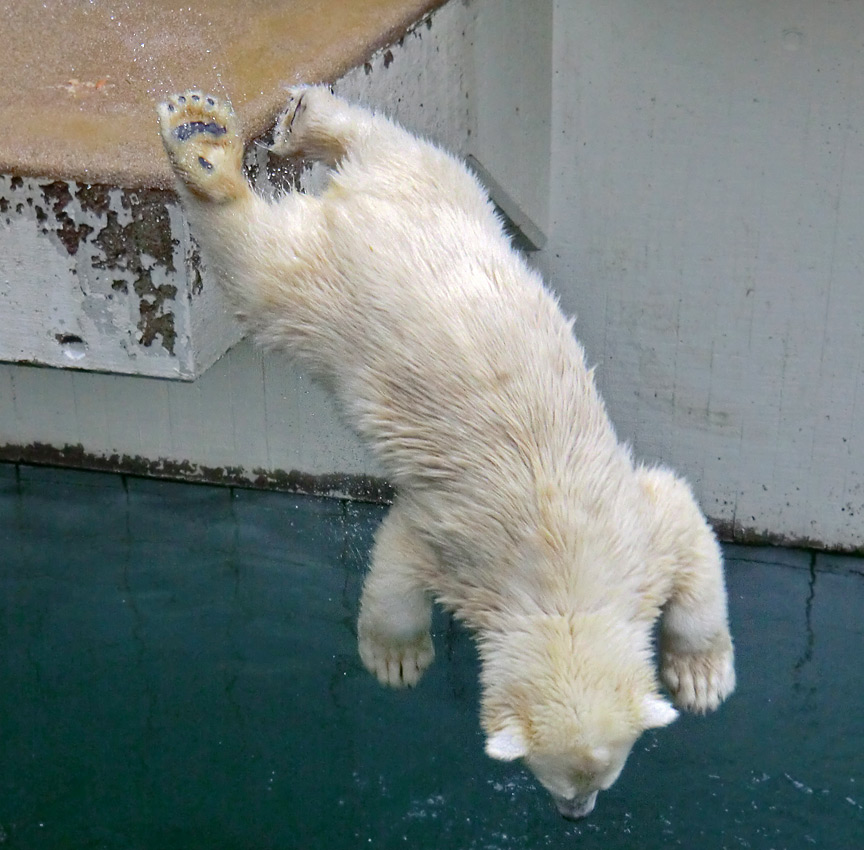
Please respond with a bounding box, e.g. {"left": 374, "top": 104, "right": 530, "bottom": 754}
{"left": 157, "top": 91, "right": 246, "bottom": 202}
{"left": 270, "top": 86, "right": 310, "bottom": 157}
{"left": 270, "top": 85, "right": 354, "bottom": 162}
{"left": 661, "top": 645, "right": 735, "bottom": 714}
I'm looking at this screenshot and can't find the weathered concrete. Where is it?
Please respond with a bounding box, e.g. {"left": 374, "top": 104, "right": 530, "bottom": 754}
{"left": 538, "top": 0, "right": 864, "bottom": 551}
{"left": 3, "top": 0, "right": 861, "bottom": 551}
{"left": 0, "top": 175, "right": 237, "bottom": 377}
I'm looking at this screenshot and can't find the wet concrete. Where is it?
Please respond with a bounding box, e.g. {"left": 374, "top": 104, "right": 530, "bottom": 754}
{"left": 0, "top": 463, "right": 861, "bottom": 849}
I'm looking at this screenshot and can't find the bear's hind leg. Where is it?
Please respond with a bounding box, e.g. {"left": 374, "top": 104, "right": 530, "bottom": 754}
{"left": 158, "top": 91, "right": 341, "bottom": 346}
{"left": 358, "top": 504, "right": 437, "bottom": 688}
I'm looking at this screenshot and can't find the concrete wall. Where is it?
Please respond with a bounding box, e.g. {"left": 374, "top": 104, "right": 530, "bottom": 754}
{"left": 538, "top": 0, "right": 864, "bottom": 550}
{"left": 2, "top": 0, "right": 862, "bottom": 550}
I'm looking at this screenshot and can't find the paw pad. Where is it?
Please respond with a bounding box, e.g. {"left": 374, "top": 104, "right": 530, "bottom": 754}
{"left": 173, "top": 121, "right": 228, "bottom": 142}
{"left": 157, "top": 90, "right": 245, "bottom": 201}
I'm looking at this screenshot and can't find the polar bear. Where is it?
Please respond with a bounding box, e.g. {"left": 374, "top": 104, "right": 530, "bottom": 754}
{"left": 157, "top": 86, "right": 735, "bottom": 819}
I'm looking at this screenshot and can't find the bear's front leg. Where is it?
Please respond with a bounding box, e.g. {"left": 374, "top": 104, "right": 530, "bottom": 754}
{"left": 358, "top": 504, "right": 436, "bottom": 688}
{"left": 660, "top": 603, "right": 735, "bottom": 714}
{"left": 639, "top": 467, "right": 736, "bottom": 714}
{"left": 657, "top": 528, "right": 735, "bottom": 714}
{"left": 657, "top": 520, "right": 736, "bottom": 713}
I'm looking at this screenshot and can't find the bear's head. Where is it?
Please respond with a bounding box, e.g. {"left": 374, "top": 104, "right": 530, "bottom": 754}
{"left": 477, "top": 613, "right": 678, "bottom": 819}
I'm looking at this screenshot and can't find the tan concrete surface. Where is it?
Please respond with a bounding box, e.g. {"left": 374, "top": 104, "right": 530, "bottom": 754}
{"left": 0, "top": 0, "right": 446, "bottom": 188}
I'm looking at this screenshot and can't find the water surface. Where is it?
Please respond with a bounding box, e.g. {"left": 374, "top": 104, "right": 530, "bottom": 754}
{"left": 1, "top": 464, "right": 861, "bottom": 848}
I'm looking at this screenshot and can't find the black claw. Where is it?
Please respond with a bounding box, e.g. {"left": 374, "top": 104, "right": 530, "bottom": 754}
{"left": 287, "top": 95, "right": 305, "bottom": 132}
{"left": 178, "top": 95, "right": 186, "bottom": 104}
{"left": 206, "top": 97, "right": 215, "bottom": 106}
{"left": 173, "top": 121, "right": 228, "bottom": 142}
{"left": 167, "top": 103, "right": 175, "bottom": 113}
{"left": 198, "top": 156, "right": 213, "bottom": 171}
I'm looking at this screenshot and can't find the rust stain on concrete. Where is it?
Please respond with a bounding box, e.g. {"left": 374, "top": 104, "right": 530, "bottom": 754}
{"left": 2, "top": 176, "right": 183, "bottom": 356}
{"left": 90, "top": 187, "right": 179, "bottom": 354}
{"left": 38, "top": 180, "right": 93, "bottom": 255}
{"left": 1, "top": 443, "right": 861, "bottom": 556}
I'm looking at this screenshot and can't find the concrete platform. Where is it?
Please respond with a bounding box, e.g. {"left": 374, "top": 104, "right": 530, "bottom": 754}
{"left": 0, "top": 0, "right": 446, "bottom": 188}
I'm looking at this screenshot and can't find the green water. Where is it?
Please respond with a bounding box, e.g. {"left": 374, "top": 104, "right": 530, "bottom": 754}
{"left": 1, "top": 463, "right": 862, "bottom": 849}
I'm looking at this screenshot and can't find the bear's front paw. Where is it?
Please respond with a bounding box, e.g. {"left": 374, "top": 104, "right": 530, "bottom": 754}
{"left": 661, "top": 644, "right": 735, "bottom": 714}
{"left": 358, "top": 622, "right": 435, "bottom": 689}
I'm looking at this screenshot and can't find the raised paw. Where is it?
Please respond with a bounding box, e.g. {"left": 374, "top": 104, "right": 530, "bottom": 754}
{"left": 270, "top": 86, "right": 310, "bottom": 157}
{"left": 358, "top": 624, "right": 435, "bottom": 689}
{"left": 157, "top": 91, "right": 247, "bottom": 202}
{"left": 270, "top": 85, "right": 352, "bottom": 163}
{"left": 661, "top": 645, "right": 736, "bottom": 714}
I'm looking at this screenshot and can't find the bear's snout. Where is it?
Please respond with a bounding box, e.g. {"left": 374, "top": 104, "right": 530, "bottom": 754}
{"left": 553, "top": 790, "right": 598, "bottom": 820}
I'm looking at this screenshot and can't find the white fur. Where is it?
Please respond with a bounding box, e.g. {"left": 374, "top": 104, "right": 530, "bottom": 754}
{"left": 157, "top": 86, "right": 735, "bottom": 817}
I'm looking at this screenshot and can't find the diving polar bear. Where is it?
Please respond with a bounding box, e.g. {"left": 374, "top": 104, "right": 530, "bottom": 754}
{"left": 158, "top": 86, "right": 735, "bottom": 820}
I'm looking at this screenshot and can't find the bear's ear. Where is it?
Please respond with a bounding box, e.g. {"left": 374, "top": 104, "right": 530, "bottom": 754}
{"left": 485, "top": 725, "right": 528, "bottom": 761}
{"left": 641, "top": 694, "right": 679, "bottom": 729}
